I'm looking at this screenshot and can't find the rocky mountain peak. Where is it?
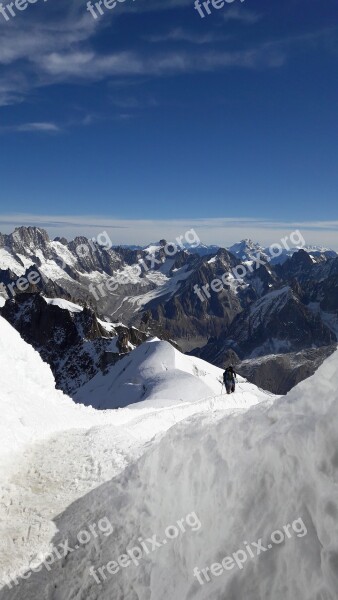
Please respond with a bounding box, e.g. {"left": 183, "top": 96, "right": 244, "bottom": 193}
{"left": 290, "top": 248, "right": 314, "bottom": 265}
{"left": 228, "top": 238, "right": 267, "bottom": 261}
{"left": 10, "top": 226, "right": 50, "bottom": 249}
{"left": 54, "top": 236, "right": 68, "bottom": 245}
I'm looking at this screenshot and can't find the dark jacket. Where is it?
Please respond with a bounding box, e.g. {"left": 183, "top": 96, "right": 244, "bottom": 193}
{"left": 223, "top": 367, "right": 236, "bottom": 383}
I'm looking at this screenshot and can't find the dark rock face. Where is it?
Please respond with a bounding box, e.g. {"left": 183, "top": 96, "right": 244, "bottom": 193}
{"left": 0, "top": 268, "right": 19, "bottom": 289}
{"left": 140, "top": 250, "right": 250, "bottom": 351}
{"left": 4, "top": 226, "right": 50, "bottom": 255}
{"left": 193, "top": 286, "right": 335, "bottom": 365}
{"left": 299, "top": 258, "right": 338, "bottom": 313}
{"left": 228, "top": 287, "right": 335, "bottom": 358}
{"left": 0, "top": 293, "right": 148, "bottom": 397}
{"left": 237, "top": 345, "right": 337, "bottom": 395}
{"left": 66, "top": 236, "right": 122, "bottom": 276}
{"left": 245, "top": 264, "right": 279, "bottom": 298}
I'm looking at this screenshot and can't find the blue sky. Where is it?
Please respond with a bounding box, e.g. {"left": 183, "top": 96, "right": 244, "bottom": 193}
{"left": 0, "top": 0, "right": 337, "bottom": 245}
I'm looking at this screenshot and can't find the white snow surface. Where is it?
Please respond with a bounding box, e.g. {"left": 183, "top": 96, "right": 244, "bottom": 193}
{"left": 74, "top": 338, "right": 267, "bottom": 409}
{"left": 49, "top": 241, "right": 78, "bottom": 267}
{"left": 42, "top": 297, "right": 84, "bottom": 313}
{"left": 0, "top": 316, "right": 98, "bottom": 471}
{"left": 0, "top": 248, "right": 27, "bottom": 276}
{"left": 0, "top": 316, "right": 271, "bottom": 589}
{"left": 1, "top": 316, "right": 338, "bottom": 599}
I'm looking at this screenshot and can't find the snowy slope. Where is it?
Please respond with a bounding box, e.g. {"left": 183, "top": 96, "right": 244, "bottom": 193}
{"left": 249, "top": 285, "right": 291, "bottom": 327}
{"left": 0, "top": 316, "right": 272, "bottom": 587}
{"left": 74, "top": 338, "right": 268, "bottom": 409}
{"left": 113, "top": 263, "right": 193, "bottom": 315}
{"left": 0, "top": 315, "right": 98, "bottom": 471}
{"left": 42, "top": 297, "right": 84, "bottom": 313}
{"left": 0, "top": 248, "right": 34, "bottom": 276}
{"left": 2, "top": 348, "right": 337, "bottom": 600}
{"left": 0, "top": 319, "right": 262, "bottom": 472}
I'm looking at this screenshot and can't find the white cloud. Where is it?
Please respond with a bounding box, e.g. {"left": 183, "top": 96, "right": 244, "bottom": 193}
{"left": 0, "top": 215, "right": 337, "bottom": 249}
{"left": 15, "top": 122, "right": 61, "bottom": 133}
{"left": 144, "top": 28, "right": 229, "bottom": 45}
{"left": 223, "top": 6, "right": 262, "bottom": 24}
{"left": 0, "top": 121, "right": 61, "bottom": 134}
{"left": 0, "top": 0, "right": 333, "bottom": 109}
{"left": 34, "top": 45, "right": 286, "bottom": 82}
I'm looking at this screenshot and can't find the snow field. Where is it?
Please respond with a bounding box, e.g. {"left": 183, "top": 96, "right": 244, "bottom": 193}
{"left": 42, "top": 297, "right": 84, "bottom": 313}
{"left": 74, "top": 338, "right": 268, "bottom": 409}
{"left": 2, "top": 347, "right": 334, "bottom": 600}
{"left": 1, "top": 314, "right": 337, "bottom": 599}
{"left": 0, "top": 316, "right": 271, "bottom": 589}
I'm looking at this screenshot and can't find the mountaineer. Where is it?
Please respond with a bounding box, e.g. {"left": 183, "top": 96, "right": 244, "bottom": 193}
{"left": 223, "top": 366, "right": 236, "bottom": 394}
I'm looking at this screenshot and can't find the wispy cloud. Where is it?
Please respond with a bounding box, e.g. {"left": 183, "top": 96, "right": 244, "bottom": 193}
{"left": 0, "top": 0, "right": 291, "bottom": 109}
{"left": 16, "top": 122, "right": 61, "bottom": 133}
{"left": 144, "top": 27, "right": 229, "bottom": 45}
{"left": 0, "top": 0, "right": 335, "bottom": 112}
{"left": 0, "top": 215, "right": 338, "bottom": 249}
{"left": 35, "top": 46, "right": 286, "bottom": 81}
{"left": 223, "top": 6, "right": 262, "bottom": 24}
{"left": 0, "top": 2, "right": 97, "bottom": 105}
{"left": 0, "top": 121, "right": 61, "bottom": 134}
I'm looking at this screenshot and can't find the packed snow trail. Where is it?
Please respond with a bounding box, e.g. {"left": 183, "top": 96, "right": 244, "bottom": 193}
{"left": 1, "top": 349, "right": 338, "bottom": 599}
{"left": 0, "top": 316, "right": 271, "bottom": 588}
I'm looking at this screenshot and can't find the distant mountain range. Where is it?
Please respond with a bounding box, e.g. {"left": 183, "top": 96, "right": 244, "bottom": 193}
{"left": 1, "top": 226, "right": 337, "bottom": 395}
{"left": 227, "top": 238, "right": 337, "bottom": 263}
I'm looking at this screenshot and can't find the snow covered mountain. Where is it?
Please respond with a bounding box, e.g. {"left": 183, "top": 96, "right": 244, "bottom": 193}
{"left": 187, "top": 243, "right": 220, "bottom": 256}
{"left": 0, "top": 228, "right": 247, "bottom": 349}
{"left": 1, "top": 292, "right": 151, "bottom": 396}
{"left": 1, "top": 311, "right": 337, "bottom": 600}
{"left": 196, "top": 285, "right": 335, "bottom": 363}
{"left": 1, "top": 226, "right": 338, "bottom": 395}
{"left": 228, "top": 238, "right": 337, "bottom": 265}
{"left": 228, "top": 238, "right": 270, "bottom": 262}
{"left": 74, "top": 337, "right": 268, "bottom": 409}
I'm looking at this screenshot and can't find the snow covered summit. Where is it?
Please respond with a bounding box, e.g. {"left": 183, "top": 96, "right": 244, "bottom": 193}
{"left": 74, "top": 337, "right": 270, "bottom": 409}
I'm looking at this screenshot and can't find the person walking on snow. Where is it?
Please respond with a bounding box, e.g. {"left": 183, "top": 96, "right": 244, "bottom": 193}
{"left": 223, "top": 366, "right": 236, "bottom": 394}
